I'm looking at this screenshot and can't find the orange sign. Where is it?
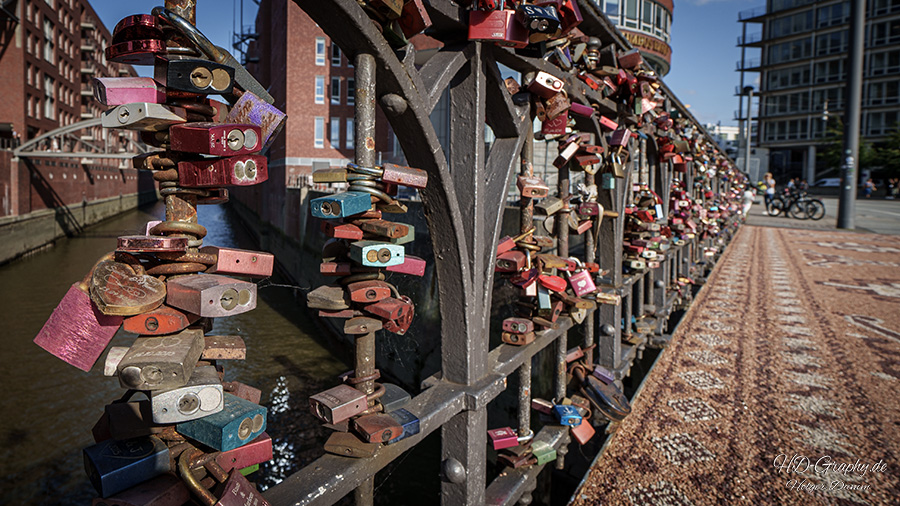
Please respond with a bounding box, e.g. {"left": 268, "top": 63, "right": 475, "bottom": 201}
{"left": 621, "top": 31, "right": 672, "bottom": 62}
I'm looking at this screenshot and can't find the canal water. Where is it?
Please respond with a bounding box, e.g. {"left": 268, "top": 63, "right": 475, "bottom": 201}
{"left": 0, "top": 201, "right": 350, "bottom": 505}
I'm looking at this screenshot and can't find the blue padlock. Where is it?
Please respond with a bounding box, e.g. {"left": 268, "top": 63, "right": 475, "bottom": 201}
{"left": 310, "top": 191, "right": 373, "bottom": 219}
{"left": 386, "top": 408, "right": 420, "bottom": 444}
{"left": 176, "top": 393, "right": 266, "bottom": 451}
{"left": 552, "top": 404, "right": 583, "bottom": 427}
{"left": 83, "top": 435, "right": 169, "bottom": 498}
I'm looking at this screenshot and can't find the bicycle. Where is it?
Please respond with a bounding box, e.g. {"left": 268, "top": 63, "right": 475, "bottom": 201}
{"left": 792, "top": 195, "right": 825, "bottom": 220}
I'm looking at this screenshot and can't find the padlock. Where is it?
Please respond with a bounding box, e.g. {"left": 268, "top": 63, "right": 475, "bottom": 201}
{"left": 216, "top": 432, "right": 273, "bottom": 473}
{"left": 344, "top": 314, "right": 382, "bottom": 335}
{"left": 468, "top": 9, "right": 529, "bottom": 49}
{"left": 568, "top": 260, "right": 597, "bottom": 297}
{"left": 583, "top": 375, "right": 631, "bottom": 422}
{"left": 122, "top": 305, "right": 199, "bottom": 336}
{"left": 111, "top": 14, "right": 164, "bottom": 44}
{"left": 33, "top": 255, "right": 124, "bottom": 372}
{"left": 538, "top": 274, "right": 567, "bottom": 293}
{"left": 199, "top": 246, "right": 274, "bottom": 278}
{"left": 223, "top": 381, "right": 263, "bottom": 405}
{"left": 617, "top": 48, "right": 643, "bottom": 69}
{"left": 90, "top": 473, "right": 189, "bottom": 506}
{"left": 356, "top": 219, "right": 409, "bottom": 239}
{"left": 502, "top": 317, "right": 534, "bottom": 334}
{"left": 166, "top": 274, "right": 257, "bottom": 318}
{"left": 351, "top": 413, "right": 403, "bottom": 443}
{"left": 543, "top": 91, "right": 570, "bottom": 121}
{"left": 346, "top": 280, "right": 393, "bottom": 304}
{"left": 154, "top": 56, "right": 235, "bottom": 95}
{"left": 565, "top": 346, "right": 584, "bottom": 363}
{"left": 307, "top": 285, "right": 351, "bottom": 310}
{"left": 385, "top": 223, "right": 415, "bottom": 245}
{"left": 150, "top": 365, "right": 224, "bottom": 423}
{"left": 311, "top": 192, "right": 373, "bottom": 219}
{"left": 101, "top": 103, "right": 187, "bottom": 132}
{"left": 536, "top": 254, "right": 576, "bottom": 271}
{"left": 117, "top": 235, "right": 189, "bottom": 254}
{"left": 363, "top": 296, "right": 411, "bottom": 321}
{"left": 93, "top": 77, "right": 165, "bottom": 106}
{"left": 322, "top": 222, "right": 364, "bottom": 241}
{"left": 105, "top": 392, "right": 164, "bottom": 440}
{"left": 527, "top": 71, "right": 565, "bottom": 99}
{"left": 536, "top": 196, "right": 564, "bottom": 215}
{"left": 176, "top": 393, "right": 266, "bottom": 451}
{"left": 224, "top": 90, "right": 287, "bottom": 149}
{"left": 553, "top": 142, "right": 580, "bottom": 169}
{"left": 541, "top": 110, "right": 568, "bottom": 137}
{"left": 516, "top": 175, "right": 550, "bottom": 198}
{"left": 502, "top": 330, "right": 535, "bottom": 346}
{"left": 578, "top": 202, "right": 601, "bottom": 217}
{"left": 496, "top": 250, "right": 526, "bottom": 273}
{"left": 200, "top": 336, "right": 247, "bottom": 360}
{"left": 83, "top": 435, "right": 169, "bottom": 498}
{"left": 178, "top": 449, "right": 271, "bottom": 506}
{"left": 313, "top": 167, "right": 348, "bottom": 183}
{"left": 531, "top": 440, "right": 557, "bottom": 465}
{"left": 516, "top": 4, "right": 560, "bottom": 33}
{"left": 536, "top": 0, "right": 582, "bottom": 34}
{"left": 106, "top": 39, "right": 167, "bottom": 65}
{"left": 89, "top": 260, "right": 166, "bottom": 316}
{"left": 399, "top": 0, "right": 432, "bottom": 37}
{"left": 487, "top": 427, "right": 519, "bottom": 451}
{"left": 349, "top": 241, "right": 405, "bottom": 267}
{"left": 117, "top": 329, "right": 205, "bottom": 391}
{"left": 385, "top": 408, "right": 420, "bottom": 444}
{"left": 324, "top": 431, "right": 381, "bottom": 458}
{"left": 169, "top": 123, "right": 262, "bottom": 156}
{"left": 103, "top": 347, "right": 129, "bottom": 377}
{"left": 380, "top": 163, "right": 429, "bottom": 189}
{"left": 568, "top": 101, "right": 594, "bottom": 118}
{"left": 386, "top": 255, "right": 426, "bottom": 276}
{"left": 552, "top": 404, "right": 583, "bottom": 426}
{"left": 309, "top": 384, "right": 367, "bottom": 424}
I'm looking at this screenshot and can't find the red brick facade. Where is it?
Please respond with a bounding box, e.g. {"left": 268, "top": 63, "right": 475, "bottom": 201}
{"left": 0, "top": 0, "right": 154, "bottom": 218}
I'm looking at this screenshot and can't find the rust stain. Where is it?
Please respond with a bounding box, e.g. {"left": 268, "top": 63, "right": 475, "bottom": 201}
{"left": 366, "top": 137, "right": 375, "bottom": 150}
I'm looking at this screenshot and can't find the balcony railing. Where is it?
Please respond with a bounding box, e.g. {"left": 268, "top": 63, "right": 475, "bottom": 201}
{"left": 737, "top": 32, "right": 763, "bottom": 45}
{"left": 738, "top": 6, "right": 768, "bottom": 21}
{"left": 736, "top": 58, "right": 762, "bottom": 70}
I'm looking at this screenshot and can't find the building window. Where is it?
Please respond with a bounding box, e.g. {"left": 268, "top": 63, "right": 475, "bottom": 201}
{"left": 816, "top": 29, "right": 847, "bottom": 56}
{"left": 767, "top": 37, "right": 812, "bottom": 65}
{"left": 315, "top": 37, "right": 326, "bottom": 65}
{"left": 26, "top": 63, "right": 31, "bottom": 86}
{"left": 766, "top": 65, "right": 810, "bottom": 90}
{"left": 867, "top": 110, "right": 900, "bottom": 136}
{"left": 43, "top": 19, "right": 55, "bottom": 63}
{"left": 624, "top": 0, "right": 638, "bottom": 28}
{"left": 814, "top": 59, "right": 845, "bottom": 83}
{"left": 346, "top": 118, "right": 354, "bottom": 149}
{"left": 817, "top": 2, "right": 849, "bottom": 28}
{"left": 605, "top": 0, "right": 619, "bottom": 17}
{"left": 330, "top": 117, "right": 340, "bottom": 147}
{"left": 869, "top": 49, "right": 900, "bottom": 76}
{"left": 314, "top": 117, "right": 325, "bottom": 148}
{"left": 315, "top": 76, "right": 325, "bottom": 104}
{"left": 26, "top": 33, "right": 32, "bottom": 54}
{"left": 331, "top": 77, "right": 341, "bottom": 105}
{"left": 871, "top": 19, "right": 900, "bottom": 46}
{"left": 27, "top": 95, "right": 32, "bottom": 117}
{"left": 871, "top": 0, "right": 900, "bottom": 16}
{"left": 332, "top": 43, "right": 341, "bottom": 66}
{"left": 867, "top": 81, "right": 900, "bottom": 106}
{"left": 347, "top": 78, "right": 355, "bottom": 105}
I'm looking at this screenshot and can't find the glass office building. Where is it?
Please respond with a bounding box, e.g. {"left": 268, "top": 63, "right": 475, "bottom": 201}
{"left": 737, "top": 0, "right": 900, "bottom": 183}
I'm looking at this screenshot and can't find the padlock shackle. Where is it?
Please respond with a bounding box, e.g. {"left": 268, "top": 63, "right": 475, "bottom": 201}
{"left": 78, "top": 252, "right": 116, "bottom": 292}
{"left": 152, "top": 7, "right": 223, "bottom": 63}
{"left": 178, "top": 447, "right": 224, "bottom": 506}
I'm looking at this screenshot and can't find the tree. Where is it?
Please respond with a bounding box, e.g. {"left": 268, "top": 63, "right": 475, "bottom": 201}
{"left": 873, "top": 123, "right": 900, "bottom": 179}
{"left": 819, "top": 117, "right": 878, "bottom": 176}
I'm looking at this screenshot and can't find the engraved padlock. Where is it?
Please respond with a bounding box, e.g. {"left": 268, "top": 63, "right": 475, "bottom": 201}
{"left": 215, "top": 432, "right": 273, "bottom": 473}
{"left": 89, "top": 260, "right": 166, "bottom": 316}
{"left": 122, "top": 304, "right": 199, "bottom": 336}
{"left": 567, "top": 258, "right": 597, "bottom": 297}
{"left": 33, "top": 253, "right": 123, "bottom": 372}
{"left": 349, "top": 241, "right": 405, "bottom": 267}
{"left": 84, "top": 435, "right": 169, "bottom": 498}
{"left": 311, "top": 191, "right": 373, "bottom": 219}
{"left": 101, "top": 103, "right": 187, "bottom": 132}
{"left": 117, "top": 329, "right": 205, "bottom": 391}
{"left": 170, "top": 122, "right": 261, "bottom": 156}
{"left": 154, "top": 55, "right": 236, "bottom": 96}
{"left": 308, "top": 384, "right": 368, "bottom": 424}
{"left": 351, "top": 413, "right": 403, "bottom": 443}
{"left": 224, "top": 90, "right": 287, "bottom": 150}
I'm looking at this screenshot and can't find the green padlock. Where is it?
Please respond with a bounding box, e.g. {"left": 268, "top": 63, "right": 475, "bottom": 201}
{"left": 531, "top": 441, "right": 557, "bottom": 466}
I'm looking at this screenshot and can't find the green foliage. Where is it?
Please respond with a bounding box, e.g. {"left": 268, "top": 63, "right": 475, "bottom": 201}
{"left": 818, "top": 117, "right": 879, "bottom": 174}
{"left": 873, "top": 124, "right": 900, "bottom": 178}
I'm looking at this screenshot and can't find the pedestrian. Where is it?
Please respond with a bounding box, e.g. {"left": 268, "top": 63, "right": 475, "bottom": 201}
{"left": 865, "top": 178, "right": 876, "bottom": 198}
{"left": 787, "top": 178, "right": 796, "bottom": 191}
{"left": 892, "top": 178, "right": 899, "bottom": 199}
{"left": 763, "top": 172, "right": 776, "bottom": 214}
{"left": 742, "top": 185, "right": 755, "bottom": 216}
{"left": 799, "top": 179, "right": 809, "bottom": 192}
{"left": 887, "top": 179, "right": 896, "bottom": 200}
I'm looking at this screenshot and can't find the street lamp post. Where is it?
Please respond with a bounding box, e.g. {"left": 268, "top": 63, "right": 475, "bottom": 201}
{"left": 838, "top": 0, "right": 866, "bottom": 229}
{"left": 743, "top": 86, "right": 753, "bottom": 180}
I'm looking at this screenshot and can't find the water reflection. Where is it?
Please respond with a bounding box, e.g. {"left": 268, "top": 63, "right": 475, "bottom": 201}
{"left": 0, "top": 201, "right": 346, "bottom": 505}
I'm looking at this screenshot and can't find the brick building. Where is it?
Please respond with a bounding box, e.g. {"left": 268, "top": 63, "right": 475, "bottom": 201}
{"left": 0, "top": 0, "right": 153, "bottom": 219}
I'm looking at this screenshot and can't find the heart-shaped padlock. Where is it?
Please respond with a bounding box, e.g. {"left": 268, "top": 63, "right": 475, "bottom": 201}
{"left": 90, "top": 260, "right": 166, "bottom": 316}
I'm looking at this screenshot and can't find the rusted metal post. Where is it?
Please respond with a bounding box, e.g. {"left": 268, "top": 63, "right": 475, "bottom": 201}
{"left": 517, "top": 98, "right": 535, "bottom": 505}
{"left": 353, "top": 51, "right": 377, "bottom": 506}
{"left": 583, "top": 172, "right": 595, "bottom": 369}
{"left": 554, "top": 162, "right": 569, "bottom": 469}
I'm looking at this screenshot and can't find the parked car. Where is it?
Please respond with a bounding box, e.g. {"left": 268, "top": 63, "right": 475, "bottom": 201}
{"left": 813, "top": 178, "right": 841, "bottom": 187}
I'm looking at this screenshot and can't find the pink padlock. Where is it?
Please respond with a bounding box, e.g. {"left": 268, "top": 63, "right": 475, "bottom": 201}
{"left": 386, "top": 255, "right": 426, "bottom": 277}
{"left": 92, "top": 77, "right": 165, "bottom": 106}
{"left": 568, "top": 258, "right": 597, "bottom": 297}
{"left": 568, "top": 102, "right": 594, "bottom": 117}
{"left": 488, "top": 427, "right": 519, "bottom": 451}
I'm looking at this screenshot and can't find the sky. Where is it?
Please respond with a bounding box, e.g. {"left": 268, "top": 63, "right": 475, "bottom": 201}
{"left": 91, "top": 0, "right": 755, "bottom": 127}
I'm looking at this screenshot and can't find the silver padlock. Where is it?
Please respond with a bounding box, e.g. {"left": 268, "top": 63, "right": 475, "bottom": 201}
{"left": 150, "top": 365, "right": 224, "bottom": 423}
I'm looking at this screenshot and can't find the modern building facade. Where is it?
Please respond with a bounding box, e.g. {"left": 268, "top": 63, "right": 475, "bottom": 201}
{"left": 737, "top": 0, "right": 900, "bottom": 183}
{"left": 593, "top": 0, "right": 674, "bottom": 76}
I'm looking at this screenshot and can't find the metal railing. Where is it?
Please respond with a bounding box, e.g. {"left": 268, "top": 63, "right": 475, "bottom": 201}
{"left": 738, "top": 6, "right": 768, "bottom": 21}
{"left": 737, "top": 32, "right": 764, "bottom": 45}
{"left": 263, "top": 1, "right": 746, "bottom": 505}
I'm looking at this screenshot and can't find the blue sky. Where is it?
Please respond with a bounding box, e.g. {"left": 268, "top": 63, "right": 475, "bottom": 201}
{"left": 92, "top": 0, "right": 754, "bottom": 127}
